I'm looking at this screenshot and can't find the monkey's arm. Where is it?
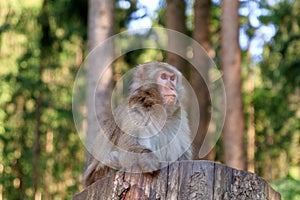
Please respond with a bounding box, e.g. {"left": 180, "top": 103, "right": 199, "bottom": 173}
{"left": 178, "top": 149, "right": 192, "bottom": 161}
{"left": 83, "top": 112, "right": 160, "bottom": 186}
{"left": 83, "top": 119, "right": 122, "bottom": 186}
{"left": 117, "top": 132, "right": 161, "bottom": 173}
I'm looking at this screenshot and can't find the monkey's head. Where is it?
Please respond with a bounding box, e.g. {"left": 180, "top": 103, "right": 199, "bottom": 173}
{"left": 130, "top": 61, "right": 185, "bottom": 107}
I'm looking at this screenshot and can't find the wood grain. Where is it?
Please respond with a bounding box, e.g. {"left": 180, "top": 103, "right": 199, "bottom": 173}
{"left": 73, "top": 160, "right": 281, "bottom": 200}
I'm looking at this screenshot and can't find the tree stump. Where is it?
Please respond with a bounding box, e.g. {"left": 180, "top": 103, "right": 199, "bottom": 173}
{"left": 73, "top": 160, "right": 281, "bottom": 200}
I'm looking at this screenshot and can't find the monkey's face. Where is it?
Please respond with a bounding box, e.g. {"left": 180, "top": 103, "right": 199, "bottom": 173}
{"left": 156, "top": 70, "right": 178, "bottom": 105}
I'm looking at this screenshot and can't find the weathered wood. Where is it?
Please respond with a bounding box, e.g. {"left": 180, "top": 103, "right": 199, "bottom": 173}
{"left": 73, "top": 160, "right": 281, "bottom": 200}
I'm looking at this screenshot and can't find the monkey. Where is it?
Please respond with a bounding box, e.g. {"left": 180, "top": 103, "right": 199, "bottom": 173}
{"left": 83, "top": 61, "right": 192, "bottom": 187}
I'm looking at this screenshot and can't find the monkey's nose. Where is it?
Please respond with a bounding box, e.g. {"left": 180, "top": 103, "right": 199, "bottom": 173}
{"left": 167, "top": 82, "right": 175, "bottom": 89}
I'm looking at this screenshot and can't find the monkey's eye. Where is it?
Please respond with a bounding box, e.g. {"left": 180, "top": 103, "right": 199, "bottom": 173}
{"left": 161, "top": 73, "right": 167, "bottom": 80}
{"left": 170, "top": 75, "right": 175, "bottom": 81}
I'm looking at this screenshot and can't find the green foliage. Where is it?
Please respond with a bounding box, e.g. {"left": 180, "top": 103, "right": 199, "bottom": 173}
{"left": 253, "top": 0, "right": 300, "bottom": 180}
{"left": 116, "top": 0, "right": 139, "bottom": 31}
{"left": 271, "top": 175, "right": 300, "bottom": 200}
{"left": 1, "top": 0, "right": 299, "bottom": 198}
{"left": 0, "top": 0, "right": 85, "bottom": 199}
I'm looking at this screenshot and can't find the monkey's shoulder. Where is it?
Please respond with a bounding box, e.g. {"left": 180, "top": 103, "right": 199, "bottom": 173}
{"left": 100, "top": 116, "right": 124, "bottom": 140}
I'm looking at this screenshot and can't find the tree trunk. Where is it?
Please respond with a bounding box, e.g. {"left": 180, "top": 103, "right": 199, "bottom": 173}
{"left": 86, "top": 0, "right": 115, "bottom": 166}
{"left": 191, "top": 0, "right": 213, "bottom": 160}
{"left": 166, "top": 0, "right": 189, "bottom": 78}
{"left": 247, "top": 64, "right": 255, "bottom": 173}
{"left": 221, "top": 0, "right": 246, "bottom": 170}
{"left": 34, "top": 0, "right": 50, "bottom": 197}
{"left": 73, "top": 161, "right": 281, "bottom": 200}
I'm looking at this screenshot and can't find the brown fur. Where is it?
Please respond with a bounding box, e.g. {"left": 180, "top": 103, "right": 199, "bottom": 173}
{"left": 83, "top": 62, "right": 192, "bottom": 187}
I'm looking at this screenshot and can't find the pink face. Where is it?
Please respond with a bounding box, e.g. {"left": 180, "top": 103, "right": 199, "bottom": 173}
{"left": 157, "top": 70, "right": 177, "bottom": 105}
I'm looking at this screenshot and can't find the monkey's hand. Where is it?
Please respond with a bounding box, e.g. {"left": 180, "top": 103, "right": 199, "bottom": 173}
{"left": 119, "top": 147, "right": 161, "bottom": 174}
{"left": 129, "top": 85, "right": 163, "bottom": 108}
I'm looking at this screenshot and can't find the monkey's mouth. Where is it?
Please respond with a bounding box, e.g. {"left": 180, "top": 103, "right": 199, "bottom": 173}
{"left": 164, "top": 95, "right": 177, "bottom": 104}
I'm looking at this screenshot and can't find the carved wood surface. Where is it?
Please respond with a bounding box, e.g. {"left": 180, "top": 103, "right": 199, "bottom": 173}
{"left": 73, "top": 160, "right": 281, "bottom": 200}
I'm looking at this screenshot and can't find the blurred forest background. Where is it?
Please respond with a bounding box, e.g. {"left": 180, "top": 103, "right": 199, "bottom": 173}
{"left": 0, "top": 0, "right": 299, "bottom": 199}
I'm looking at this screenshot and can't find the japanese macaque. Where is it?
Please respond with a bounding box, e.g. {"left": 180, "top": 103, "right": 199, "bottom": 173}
{"left": 83, "top": 61, "right": 192, "bottom": 186}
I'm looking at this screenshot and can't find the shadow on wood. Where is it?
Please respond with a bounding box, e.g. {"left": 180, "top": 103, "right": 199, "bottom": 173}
{"left": 73, "top": 160, "right": 281, "bottom": 200}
